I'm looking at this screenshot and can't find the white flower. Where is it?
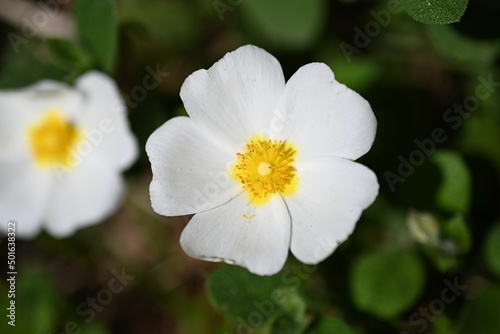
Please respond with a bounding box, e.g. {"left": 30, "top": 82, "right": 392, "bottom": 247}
{"left": 0, "top": 71, "right": 138, "bottom": 239}
{"left": 146, "top": 45, "right": 379, "bottom": 275}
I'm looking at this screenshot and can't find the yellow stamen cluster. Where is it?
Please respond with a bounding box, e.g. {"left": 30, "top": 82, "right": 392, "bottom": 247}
{"left": 27, "top": 109, "right": 82, "bottom": 170}
{"left": 231, "top": 135, "right": 298, "bottom": 206}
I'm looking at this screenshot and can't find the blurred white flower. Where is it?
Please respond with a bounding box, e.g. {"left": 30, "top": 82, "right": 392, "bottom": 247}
{"left": 0, "top": 71, "right": 138, "bottom": 239}
{"left": 146, "top": 45, "right": 379, "bottom": 275}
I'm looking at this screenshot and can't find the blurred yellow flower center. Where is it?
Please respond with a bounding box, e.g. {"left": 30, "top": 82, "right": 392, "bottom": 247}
{"left": 27, "top": 109, "right": 82, "bottom": 170}
{"left": 231, "top": 135, "right": 298, "bottom": 206}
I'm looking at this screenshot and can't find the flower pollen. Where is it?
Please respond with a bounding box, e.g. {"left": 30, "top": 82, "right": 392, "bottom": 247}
{"left": 231, "top": 135, "right": 298, "bottom": 206}
{"left": 27, "top": 109, "right": 82, "bottom": 170}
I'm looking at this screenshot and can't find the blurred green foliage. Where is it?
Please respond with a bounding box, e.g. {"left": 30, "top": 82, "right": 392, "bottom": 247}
{"left": 350, "top": 250, "right": 425, "bottom": 318}
{"left": 307, "top": 316, "right": 358, "bottom": 334}
{"left": 431, "top": 150, "right": 471, "bottom": 213}
{"left": 241, "top": 0, "right": 326, "bottom": 50}
{"left": 0, "top": 0, "right": 499, "bottom": 333}
{"left": 74, "top": 0, "right": 118, "bottom": 73}
{"left": 484, "top": 222, "right": 500, "bottom": 277}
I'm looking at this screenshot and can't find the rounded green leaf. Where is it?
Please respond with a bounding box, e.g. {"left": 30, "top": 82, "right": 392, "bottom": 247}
{"left": 484, "top": 222, "right": 500, "bottom": 277}
{"left": 431, "top": 150, "right": 471, "bottom": 213}
{"left": 207, "top": 265, "right": 285, "bottom": 323}
{"left": 444, "top": 214, "right": 471, "bottom": 253}
{"left": 351, "top": 250, "right": 426, "bottom": 318}
{"left": 269, "top": 286, "right": 309, "bottom": 334}
{"left": 270, "top": 313, "right": 308, "bottom": 334}
{"left": 401, "top": 0, "right": 468, "bottom": 24}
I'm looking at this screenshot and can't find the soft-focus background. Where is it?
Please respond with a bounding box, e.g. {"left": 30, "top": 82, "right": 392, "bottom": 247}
{"left": 0, "top": 0, "right": 499, "bottom": 333}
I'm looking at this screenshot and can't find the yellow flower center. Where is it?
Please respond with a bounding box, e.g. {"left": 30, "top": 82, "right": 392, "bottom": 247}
{"left": 230, "top": 135, "right": 299, "bottom": 206}
{"left": 27, "top": 109, "right": 82, "bottom": 170}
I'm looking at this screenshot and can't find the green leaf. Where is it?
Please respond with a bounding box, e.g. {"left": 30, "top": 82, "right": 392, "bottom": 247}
{"left": 15, "top": 264, "right": 64, "bottom": 334}
{"left": 78, "top": 323, "right": 110, "bottom": 334}
{"left": 206, "top": 265, "right": 285, "bottom": 324}
{"left": 422, "top": 245, "right": 458, "bottom": 272}
{"left": 47, "top": 38, "right": 91, "bottom": 81}
{"left": 457, "top": 115, "right": 500, "bottom": 171}
{"left": 458, "top": 285, "right": 500, "bottom": 334}
{"left": 74, "top": 0, "right": 118, "bottom": 73}
{"left": 350, "top": 250, "right": 426, "bottom": 318}
{"left": 47, "top": 38, "right": 89, "bottom": 67}
{"left": 270, "top": 288, "right": 308, "bottom": 334}
{"left": 484, "top": 222, "right": 500, "bottom": 277}
{"left": 208, "top": 266, "right": 311, "bottom": 333}
{"left": 270, "top": 313, "right": 308, "bottom": 334}
{"left": 119, "top": 1, "right": 198, "bottom": 52}
{"left": 307, "top": 317, "right": 357, "bottom": 334}
{"left": 242, "top": 0, "right": 326, "bottom": 50}
{"left": 0, "top": 47, "right": 71, "bottom": 88}
{"left": 401, "top": 0, "right": 468, "bottom": 24}
{"left": 427, "top": 25, "right": 500, "bottom": 72}
{"left": 444, "top": 214, "right": 471, "bottom": 253}
{"left": 274, "top": 287, "right": 307, "bottom": 320}
{"left": 431, "top": 150, "right": 471, "bottom": 213}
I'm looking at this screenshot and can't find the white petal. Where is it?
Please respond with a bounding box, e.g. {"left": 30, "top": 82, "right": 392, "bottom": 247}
{"left": 180, "top": 45, "right": 285, "bottom": 150}
{"left": 180, "top": 193, "right": 291, "bottom": 276}
{"left": 44, "top": 158, "right": 124, "bottom": 238}
{"left": 11, "top": 80, "right": 83, "bottom": 122}
{"left": 287, "top": 157, "right": 379, "bottom": 264}
{"left": 74, "top": 71, "right": 138, "bottom": 171}
{"left": 146, "top": 116, "right": 241, "bottom": 216}
{"left": 19, "top": 79, "right": 84, "bottom": 119}
{"left": 280, "top": 63, "right": 376, "bottom": 160}
{"left": 0, "top": 95, "right": 30, "bottom": 163}
{"left": 0, "top": 83, "right": 82, "bottom": 163}
{"left": 0, "top": 159, "right": 51, "bottom": 239}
